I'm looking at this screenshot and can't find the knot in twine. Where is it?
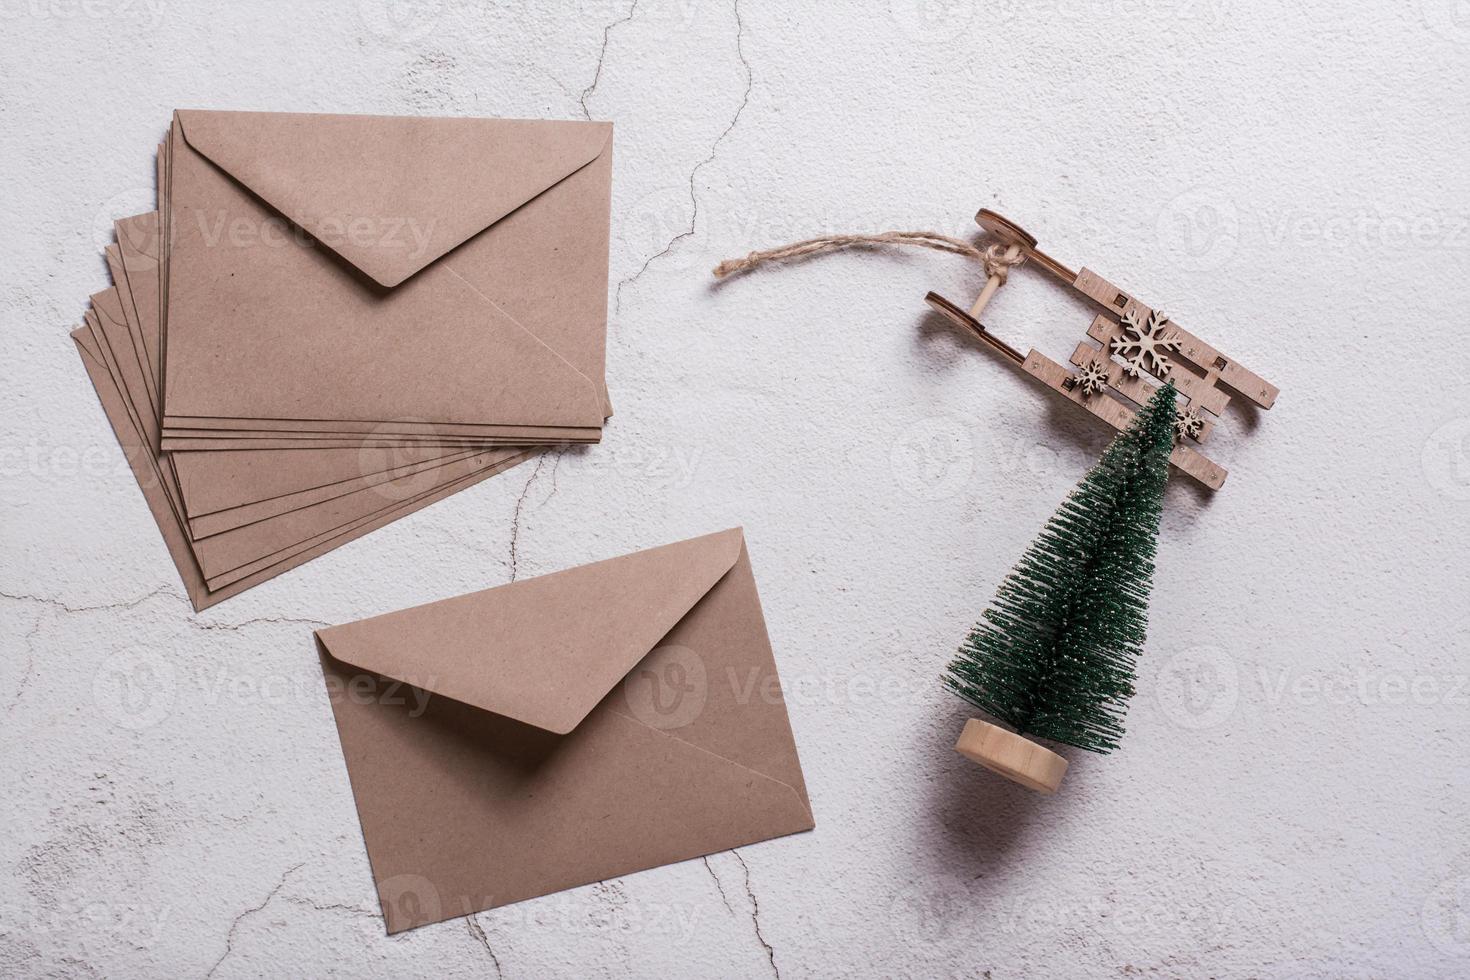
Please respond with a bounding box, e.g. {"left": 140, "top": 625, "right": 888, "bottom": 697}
{"left": 980, "top": 242, "right": 1026, "bottom": 285}
{"left": 712, "top": 231, "right": 1025, "bottom": 281}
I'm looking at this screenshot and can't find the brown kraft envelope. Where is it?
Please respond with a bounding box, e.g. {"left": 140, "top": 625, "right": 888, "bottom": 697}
{"left": 76, "top": 306, "right": 532, "bottom": 589}
{"left": 315, "top": 528, "right": 815, "bottom": 933}
{"left": 72, "top": 327, "right": 534, "bottom": 609}
{"left": 173, "top": 444, "right": 476, "bottom": 520}
{"left": 161, "top": 111, "right": 613, "bottom": 441}
{"left": 107, "top": 210, "right": 498, "bottom": 507}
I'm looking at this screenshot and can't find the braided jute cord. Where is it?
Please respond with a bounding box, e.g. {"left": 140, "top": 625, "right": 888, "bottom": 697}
{"left": 711, "top": 231, "right": 1026, "bottom": 282}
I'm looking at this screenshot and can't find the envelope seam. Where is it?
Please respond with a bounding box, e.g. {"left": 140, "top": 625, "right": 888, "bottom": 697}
{"left": 602, "top": 706, "right": 811, "bottom": 816}
{"left": 176, "top": 112, "right": 611, "bottom": 291}
{"left": 440, "top": 262, "right": 602, "bottom": 399}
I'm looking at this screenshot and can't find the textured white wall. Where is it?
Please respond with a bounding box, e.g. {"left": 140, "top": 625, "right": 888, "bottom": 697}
{"left": 3, "top": 1, "right": 1469, "bottom": 976}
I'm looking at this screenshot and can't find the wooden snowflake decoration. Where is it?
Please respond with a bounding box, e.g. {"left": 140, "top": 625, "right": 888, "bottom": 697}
{"left": 1174, "top": 405, "right": 1205, "bottom": 442}
{"left": 1110, "top": 308, "right": 1182, "bottom": 378}
{"left": 1073, "top": 357, "right": 1111, "bottom": 397}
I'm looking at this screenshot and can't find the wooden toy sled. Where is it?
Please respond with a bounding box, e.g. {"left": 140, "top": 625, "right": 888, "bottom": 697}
{"left": 926, "top": 210, "right": 1280, "bottom": 490}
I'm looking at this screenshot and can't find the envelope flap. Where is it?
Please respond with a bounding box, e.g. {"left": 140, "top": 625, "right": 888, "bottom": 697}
{"left": 175, "top": 109, "right": 612, "bottom": 287}
{"left": 315, "top": 528, "right": 746, "bottom": 734}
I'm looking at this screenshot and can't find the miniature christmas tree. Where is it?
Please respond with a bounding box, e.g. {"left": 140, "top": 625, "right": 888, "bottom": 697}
{"left": 945, "top": 382, "right": 1177, "bottom": 793}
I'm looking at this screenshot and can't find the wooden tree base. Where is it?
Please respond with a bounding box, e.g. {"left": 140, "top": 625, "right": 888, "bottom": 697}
{"left": 954, "top": 718, "right": 1068, "bottom": 794}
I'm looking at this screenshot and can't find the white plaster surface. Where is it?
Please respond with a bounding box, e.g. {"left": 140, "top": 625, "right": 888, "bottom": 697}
{"left": 3, "top": 1, "right": 1470, "bottom": 976}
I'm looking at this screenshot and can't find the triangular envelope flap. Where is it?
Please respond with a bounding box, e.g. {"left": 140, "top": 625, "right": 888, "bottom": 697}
{"left": 90, "top": 287, "right": 125, "bottom": 323}
{"left": 316, "top": 528, "right": 746, "bottom": 734}
{"left": 115, "top": 211, "right": 159, "bottom": 262}
{"left": 175, "top": 110, "right": 612, "bottom": 287}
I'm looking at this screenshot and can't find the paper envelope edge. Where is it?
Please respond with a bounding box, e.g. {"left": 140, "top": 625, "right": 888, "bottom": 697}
{"left": 174, "top": 109, "right": 613, "bottom": 288}
{"left": 164, "top": 113, "right": 608, "bottom": 429}
{"left": 324, "top": 670, "right": 816, "bottom": 934}
{"left": 70, "top": 326, "right": 536, "bottom": 613}
{"left": 313, "top": 527, "right": 752, "bottom": 736}
{"left": 313, "top": 531, "right": 817, "bottom": 837}
{"left": 313, "top": 530, "right": 816, "bottom": 933}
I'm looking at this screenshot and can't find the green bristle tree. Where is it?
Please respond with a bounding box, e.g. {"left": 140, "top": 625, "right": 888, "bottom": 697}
{"left": 945, "top": 381, "right": 1177, "bottom": 756}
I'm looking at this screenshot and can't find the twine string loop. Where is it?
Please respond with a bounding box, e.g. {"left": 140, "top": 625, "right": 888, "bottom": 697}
{"left": 712, "top": 230, "right": 1023, "bottom": 280}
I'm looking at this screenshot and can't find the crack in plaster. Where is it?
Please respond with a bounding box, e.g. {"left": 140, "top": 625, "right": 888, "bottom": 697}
{"left": 191, "top": 615, "right": 331, "bottom": 633}
{"left": 734, "top": 850, "right": 780, "bottom": 980}
{"left": 465, "top": 914, "right": 505, "bottom": 979}
{"left": 283, "top": 895, "right": 378, "bottom": 919}
{"left": 702, "top": 855, "right": 738, "bottom": 916}
{"left": 204, "top": 862, "right": 306, "bottom": 978}
{"left": 9, "top": 615, "right": 43, "bottom": 712}
{"left": 0, "top": 584, "right": 175, "bottom": 615}
{"left": 614, "top": 0, "right": 752, "bottom": 312}
{"left": 579, "top": 0, "right": 640, "bottom": 120}
{"left": 507, "top": 452, "right": 552, "bottom": 582}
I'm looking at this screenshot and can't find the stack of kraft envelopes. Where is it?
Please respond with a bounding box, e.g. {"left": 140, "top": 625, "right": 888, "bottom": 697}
{"left": 75, "top": 110, "right": 614, "bottom": 610}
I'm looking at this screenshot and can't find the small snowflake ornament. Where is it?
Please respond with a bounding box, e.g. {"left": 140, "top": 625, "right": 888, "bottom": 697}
{"left": 1110, "top": 309, "right": 1182, "bottom": 378}
{"left": 1073, "top": 357, "right": 1111, "bottom": 397}
{"left": 1174, "top": 405, "right": 1205, "bottom": 442}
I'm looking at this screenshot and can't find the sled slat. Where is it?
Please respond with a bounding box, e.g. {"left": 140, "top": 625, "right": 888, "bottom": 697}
{"left": 1022, "top": 350, "right": 1227, "bottom": 491}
